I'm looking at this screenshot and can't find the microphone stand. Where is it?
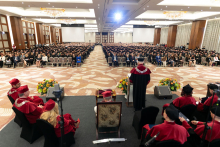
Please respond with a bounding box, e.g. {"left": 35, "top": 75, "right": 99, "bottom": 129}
{"left": 200, "top": 91, "right": 215, "bottom": 147}
{"left": 53, "top": 89, "right": 64, "bottom": 147}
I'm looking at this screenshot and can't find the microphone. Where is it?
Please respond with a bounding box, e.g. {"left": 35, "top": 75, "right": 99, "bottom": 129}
{"left": 145, "top": 132, "right": 160, "bottom": 147}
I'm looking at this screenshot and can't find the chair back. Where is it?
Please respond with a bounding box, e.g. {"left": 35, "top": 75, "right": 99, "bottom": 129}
{"left": 201, "top": 57, "right": 206, "bottom": 63}
{"left": 63, "top": 57, "right": 68, "bottom": 62}
{"left": 49, "top": 57, "right": 54, "bottom": 62}
{"left": 7, "top": 95, "right": 15, "bottom": 104}
{"left": 155, "top": 140, "right": 182, "bottom": 147}
{"left": 20, "top": 58, "right": 24, "bottom": 63}
{"left": 36, "top": 119, "right": 59, "bottom": 147}
{"left": 121, "top": 57, "right": 126, "bottom": 63}
{"left": 54, "top": 57, "right": 58, "bottom": 62}
{"left": 210, "top": 139, "right": 220, "bottom": 147}
{"left": 97, "top": 102, "right": 122, "bottom": 128}
{"left": 108, "top": 57, "right": 112, "bottom": 63}
{"left": 144, "top": 57, "right": 148, "bottom": 63}
{"left": 12, "top": 107, "right": 31, "bottom": 128}
{"left": 141, "top": 106, "right": 159, "bottom": 125}
{"left": 58, "top": 57, "right": 63, "bottom": 63}
{"left": 180, "top": 104, "right": 197, "bottom": 119}
{"left": 118, "top": 57, "right": 121, "bottom": 63}
{"left": 68, "top": 57, "right": 72, "bottom": 62}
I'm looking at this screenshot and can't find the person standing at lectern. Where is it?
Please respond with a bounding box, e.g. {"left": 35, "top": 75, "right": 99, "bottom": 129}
{"left": 129, "top": 58, "right": 151, "bottom": 111}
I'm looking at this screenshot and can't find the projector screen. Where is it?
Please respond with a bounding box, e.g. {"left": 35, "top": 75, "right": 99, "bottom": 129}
{"left": 61, "top": 25, "right": 85, "bottom": 42}
{"left": 133, "top": 28, "right": 155, "bottom": 43}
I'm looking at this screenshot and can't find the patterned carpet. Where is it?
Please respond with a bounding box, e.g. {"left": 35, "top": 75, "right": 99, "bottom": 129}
{"left": 0, "top": 45, "right": 220, "bottom": 130}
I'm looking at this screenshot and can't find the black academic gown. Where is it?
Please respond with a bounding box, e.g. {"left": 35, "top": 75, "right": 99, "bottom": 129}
{"left": 129, "top": 64, "right": 151, "bottom": 111}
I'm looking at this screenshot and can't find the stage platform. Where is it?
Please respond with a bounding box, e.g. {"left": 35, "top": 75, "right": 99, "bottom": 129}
{"left": 0, "top": 94, "right": 179, "bottom": 147}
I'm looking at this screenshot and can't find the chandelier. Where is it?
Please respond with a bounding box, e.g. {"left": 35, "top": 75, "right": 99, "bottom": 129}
{"left": 60, "top": 19, "right": 76, "bottom": 24}
{"left": 163, "top": 11, "right": 187, "bottom": 19}
{"left": 40, "top": 8, "right": 65, "bottom": 18}
{"left": 144, "top": 21, "right": 159, "bottom": 25}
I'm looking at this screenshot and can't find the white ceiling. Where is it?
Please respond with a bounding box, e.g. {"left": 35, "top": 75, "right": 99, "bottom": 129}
{"left": 0, "top": 0, "right": 220, "bottom": 32}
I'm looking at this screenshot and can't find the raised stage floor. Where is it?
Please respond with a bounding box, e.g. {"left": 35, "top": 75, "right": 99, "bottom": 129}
{"left": 0, "top": 94, "right": 179, "bottom": 147}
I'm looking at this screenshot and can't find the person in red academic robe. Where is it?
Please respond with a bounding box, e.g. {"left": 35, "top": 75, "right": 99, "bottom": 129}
{"left": 40, "top": 99, "right": 80, "bottom": 138}
{"left": 94, "top": 91, "right": 113, "bottom": 114}
{"left": 140, "top": 105, "right": 189, "bottom": 146}
{"left": 179, "top": 105, "right": 220, "bottom": 147}
{"left": 162, "top": 84, "right": 196, "bottom": 115}
{"left": 13, "top": 85, "right": 44, "bottom": 124}
{"left": 7, "top": 78, "right": 21, "bottom": 101}
{"left": 129, "top": 58, "right": 151, "bottom": 111}
{"left": 197, "top": 84, "right": 219, "bottom": 112}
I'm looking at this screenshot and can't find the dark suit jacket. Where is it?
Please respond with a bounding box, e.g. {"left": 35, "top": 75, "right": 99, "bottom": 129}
{"left": 13, "top": 56, "right": 20, "bottom": 62}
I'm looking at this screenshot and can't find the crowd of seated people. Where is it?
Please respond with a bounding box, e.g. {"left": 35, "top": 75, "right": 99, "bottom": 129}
{"left": 102, "top": 43, "right": 220, "bottom": 67}
{"left": 0, "top": 43, "right": 94, "bottom": 68}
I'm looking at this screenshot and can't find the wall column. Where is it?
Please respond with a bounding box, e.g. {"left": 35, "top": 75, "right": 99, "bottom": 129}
{"left": 188, "top": 20, "right": 206, "bottom": 49}
{"left": 167, "top": 25, "right": 177, "bottom": 47}
{"left": 9, "top": 16, "right": 25, "bottom": 49}
{"left": 153, "top": 28, "right": 161, "bottom": 45}
{"left": 59, "top": 29, "right": 62, "bottom": 43}
{"left": 35, "top": 23, "right": 44, "bottom": 44}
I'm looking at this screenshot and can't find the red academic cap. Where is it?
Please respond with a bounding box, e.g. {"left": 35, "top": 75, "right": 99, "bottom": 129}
{"left": 102, "top": 91, "right": 112, "bottom": 98}
{"left": 9, "top": 78, "right": 20, "bottom": 85}
{"left": 43, "top": 99, "right": 55, "bottom": 112}
{"left": 17, "top": 85, "right": 29, "bottom": 94}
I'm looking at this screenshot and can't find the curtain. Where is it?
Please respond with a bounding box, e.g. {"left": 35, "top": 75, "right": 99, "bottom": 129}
{"left": 160, "top": 27, "right": 169, "bottom": 44}
{"left": 202, "top": 19, "right": 220, "bottom": 52}
{"left": 175, "top": 24, "right": 192, "bottom": 47}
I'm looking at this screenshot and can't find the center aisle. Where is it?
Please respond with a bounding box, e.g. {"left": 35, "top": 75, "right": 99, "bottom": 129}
{"left": 64, "top": 45, "right": 132, "bottom": 96}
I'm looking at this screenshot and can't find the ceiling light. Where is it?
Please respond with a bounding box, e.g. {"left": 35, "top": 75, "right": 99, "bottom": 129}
{"left": 181, "top": 9, "right": 183, "bottom": 10}
{"left": 147, "top": 6, "right": 149, "bottom": 7}
{"left": 161, "top": 9, "right": 162, "bottom": 10}
{"left": 98, "top": 7, "right": 100, "bottom": 9}
{"left": 201, "top": 10, "right": 203, "bottom": 11}
{"left": 61, "top": 19, "right": 76, "bottom": 24}
{"left": 28, "top": 5, "right": 30, "bottom": 7}
{"left": 163, "top": 11, "right": 187, "bottom": 19}
{"left": 143, "top": 8, "right": 145, "bottom": 10}
{"left": 188, "top": 7, "right": 190, "bottom": 8}
{"left": 41, "top": 8, "right": 65, "bottom": 18}
{"left": 115, "top": 13, "right": 122, "bottom": 21}
{"left": 48, "top": 3, "right": 50, "bottom": 5}
{"left": 210, "top": 7, "right": 212, "bottom": 9}
{"left": 76, "top": 6, "right": 77, "bottom": 8}
{"left": 22, "top": 2, "right": 24, "bottom": 4}
{"left": 166, "top": 6, "right": 167, "bottom": 7}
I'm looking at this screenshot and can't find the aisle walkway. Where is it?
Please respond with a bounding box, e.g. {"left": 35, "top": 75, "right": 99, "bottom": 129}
{"left": 1, "top": 45, "right": 220, "bottom": 130}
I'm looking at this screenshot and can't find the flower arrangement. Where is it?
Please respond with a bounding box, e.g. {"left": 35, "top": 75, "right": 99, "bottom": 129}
{"left": 159, "top": 78, "right": 181, "bottom": 91}
{"left": 117, "top": 77, "right": 128, "bottom": 94}
{"left": 37, "top": 79, "right": 58, "bottom": 95}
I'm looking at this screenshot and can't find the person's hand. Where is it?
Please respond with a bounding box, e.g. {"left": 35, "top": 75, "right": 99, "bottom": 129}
{"left": 38, "top": 105, "right": 43, "bottom": 108}
{"left": 191, "top": 120, "right": 198, "bottom": 125}
{"left": 75, "top": 122, "right": 80, "bottom": 128}
{"left": 31, "top": 96, "right": 34, "bottom": 99}
{"left": 179, "top": 117, "right": 186, "bottom": 122}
